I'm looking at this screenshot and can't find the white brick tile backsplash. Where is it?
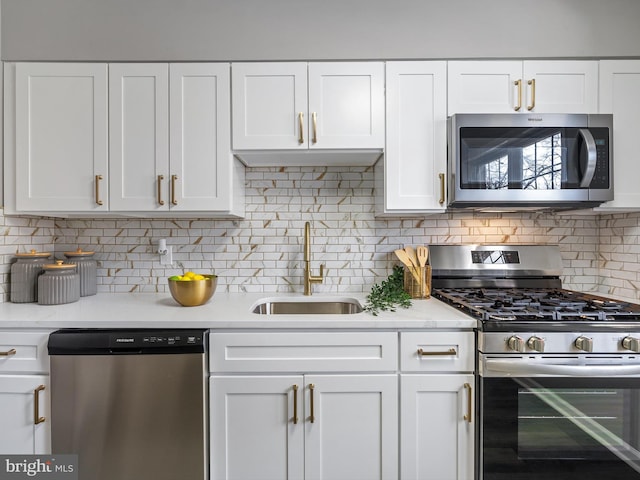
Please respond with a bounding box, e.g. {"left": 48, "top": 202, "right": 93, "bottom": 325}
{"left": 3, "top": 166, "right": 640, "bottom": 303}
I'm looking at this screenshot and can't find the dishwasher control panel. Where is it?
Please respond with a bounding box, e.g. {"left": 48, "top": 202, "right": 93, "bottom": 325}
{"left": 48, "top": 329, "right": 208, "bottom": 355}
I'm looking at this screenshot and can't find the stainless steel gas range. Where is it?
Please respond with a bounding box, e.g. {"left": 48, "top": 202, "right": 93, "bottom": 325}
{"left": 430, "top": 245, "right": 640, "bottom": 480}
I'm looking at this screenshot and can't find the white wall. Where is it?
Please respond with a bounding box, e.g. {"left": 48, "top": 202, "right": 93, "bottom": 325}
{"left": 2, "top": 0, "right": 640, "bottom": 61}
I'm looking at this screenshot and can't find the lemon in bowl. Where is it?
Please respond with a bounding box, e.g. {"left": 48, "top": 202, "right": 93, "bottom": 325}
{"left": 168, "top": 272, "right": 217, "bottom": 306}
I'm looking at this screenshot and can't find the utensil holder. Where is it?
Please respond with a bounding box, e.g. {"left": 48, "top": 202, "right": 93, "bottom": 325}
{"left": 403, "top": 266, "right": 431, "bottom": 299}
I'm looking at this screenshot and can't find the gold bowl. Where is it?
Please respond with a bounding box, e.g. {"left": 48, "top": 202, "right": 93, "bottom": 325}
{"left": 168, "top": 275, "right": 217, "bottom": 307}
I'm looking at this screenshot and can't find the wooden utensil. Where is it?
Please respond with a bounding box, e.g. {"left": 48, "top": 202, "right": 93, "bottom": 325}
{"left": 394, "top": 249, "right": 421, "bottom": 283}
{"left": 416, "top": 246, "right": 429, "bottom": 267}
{"left": 404, "top": 246, "right": 419, "bottom": 269}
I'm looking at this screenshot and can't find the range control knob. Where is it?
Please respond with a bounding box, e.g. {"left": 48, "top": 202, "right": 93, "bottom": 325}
{"left": 574, "top": 336, "right": 593, "bottom": 353}
{"left": 527, "top": 336, "right": 545, "bottom": 353}
{"left": 507, "top": 335, "right": 526, "bottom": 353}
{"left": 622, "top": 336, "right": 640, "bottom": 353}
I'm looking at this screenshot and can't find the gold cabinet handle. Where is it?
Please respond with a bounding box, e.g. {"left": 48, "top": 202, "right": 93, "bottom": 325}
{"left": 312, "top": 112, "right": 318, "bottom": 144}
{"left": 95, "top": 175, "right": 104, "bottom": 206}
{"left": 514, "top": 79, "right": 522, "bottom": 111}
{"left": 417, "top": 348, "right": 457, "bottom": 356}
{"left": 527, "top": 78, "right": 536, "bottom": 111}
{"left": 157, "top": 175, "right": 165, "bottom": 206}
{"left": 171, "top": 175, "right": 178, "bottom": 206}
{"left": 439, "top": 173, "right": 446, "bottom": 205}
{"left": 0, "top": 348, "right": 17, "bottom": 356}
{"left": 34, "top": 385, "right": 46, "bottom": 425}
{"left": 463, "top": 383, "right": 472, "bottom": 423}
{"left": 293, "top": 384, "right": 299, "bottom": 424}
{"left": 309, "top": 383, "right": 315, "bottom": 423}
{"left": 298, "top": 112, "right": 304, "bottom": 144}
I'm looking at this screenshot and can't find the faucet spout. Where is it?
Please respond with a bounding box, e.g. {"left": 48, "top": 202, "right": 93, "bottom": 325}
{"left": 304, "top": 221, "right": 324, "bottom": 295}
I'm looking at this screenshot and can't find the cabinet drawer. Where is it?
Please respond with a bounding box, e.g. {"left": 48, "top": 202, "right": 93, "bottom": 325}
{"left": 400, "top": 332, "right": 474, "bottom": 372}
{"left": 210, "top": 332, "right": 398, "bottom": 373}
{"left": 0, "top": 331, "right": 51, "bottom": 373}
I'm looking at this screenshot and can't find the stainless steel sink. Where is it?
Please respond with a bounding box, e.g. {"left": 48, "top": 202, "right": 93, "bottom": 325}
{"left": 252, "top": 298, "right": 363, "bottom": 315}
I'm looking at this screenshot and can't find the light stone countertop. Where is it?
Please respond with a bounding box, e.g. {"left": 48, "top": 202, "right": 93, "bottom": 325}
{"left": 0, "top": 292, "right": 477, "bottom": 330}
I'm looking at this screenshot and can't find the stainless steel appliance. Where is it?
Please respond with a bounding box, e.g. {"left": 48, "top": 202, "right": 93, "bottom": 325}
{"left": 48, "top": 329, "right": 208, "bottom": 480}
{"left": 430, "top": 245, "right": 640, "bottom": 480}
{"left": 447, "top": 113, "right": 613, "bottom": 209}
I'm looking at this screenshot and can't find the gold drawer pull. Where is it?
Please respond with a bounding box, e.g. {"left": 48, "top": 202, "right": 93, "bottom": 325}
{"left": 439, "top": 173, "right": 446, "bottom": 205}
{"left": 293, "top": 384, "right": 299, "bottom": 424}
{"left": 464, "top": 382, "right": 472, "bottom": 423}
{"left": 417, "top": 348, "right": 457, "bottom": 356}
{"left": 157, "top": 175, "right": 165, "bottom": 206}
{"left": 527, "top": 78, "right": 536, "bottom": 111}
{"left": 309, "top": 383, "right": 315, "bottom": 423}
{"left": 298, "top": 112, "right": 304, "bottom": 144}
{"left": 95, "top": 175, "right": 104, "bottom": 206}
{"left": 34, "top": 385, "right": 46, "bottom": 425}
{"left": 0, "top": 348, "right": 17, "bottom": 356}
{"left": 514, "top": 79, "right": 522, "bottom": 111}
{"left": 171, "top": 175, "right": 178, "bottom": 206}
{"left": 312, "top": 112, "right": 318, "bottom": 144}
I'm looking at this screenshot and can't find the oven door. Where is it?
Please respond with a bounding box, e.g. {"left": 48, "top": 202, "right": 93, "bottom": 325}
{"left": 480, "top": 355, "right": 640, "bottom": 480}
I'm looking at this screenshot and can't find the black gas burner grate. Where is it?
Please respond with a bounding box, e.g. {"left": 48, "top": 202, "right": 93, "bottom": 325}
{"left": 433, "top": 287, "right": 640, "bottom": 323}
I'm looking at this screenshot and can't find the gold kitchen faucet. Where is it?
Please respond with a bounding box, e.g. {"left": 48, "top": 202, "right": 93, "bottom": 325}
{"left": 304, "top": 221, "right": 324, "bottom": 295}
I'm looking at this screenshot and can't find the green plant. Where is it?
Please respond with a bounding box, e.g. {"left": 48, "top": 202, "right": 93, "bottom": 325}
{"left": 364, "top": 265, "right": 412, "bottom": 316}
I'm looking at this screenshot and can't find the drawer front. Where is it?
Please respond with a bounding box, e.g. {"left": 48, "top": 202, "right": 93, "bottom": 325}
{"left": 210, "top": 332, "right": 398, "bottom": 373}
{"left": 400, "top": 332, "right": 474, "bottom": 372}
{"left": 0, "top": 331, "right": 51, "bottom": 373}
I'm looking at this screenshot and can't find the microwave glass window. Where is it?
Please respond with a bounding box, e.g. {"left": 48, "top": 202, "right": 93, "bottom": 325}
{"left": 460, "top": 127, "right": 586, "bottom": 190}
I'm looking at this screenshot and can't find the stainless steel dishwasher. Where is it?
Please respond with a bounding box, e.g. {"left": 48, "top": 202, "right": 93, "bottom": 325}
{"left": 48, "top": 329, "right": 208, "bottom": 480}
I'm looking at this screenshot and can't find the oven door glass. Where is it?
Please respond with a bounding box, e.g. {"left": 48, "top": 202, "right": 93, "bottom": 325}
{"left": 459, "top": 127, "right": 609, "bottom": 191}
{"left": 482, "top": 377, "right": 640, "bottom": 479}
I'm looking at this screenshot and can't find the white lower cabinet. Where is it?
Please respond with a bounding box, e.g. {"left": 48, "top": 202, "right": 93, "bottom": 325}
{"left": 0, "top": 375, "right": 50, "bottom": 454}
{"left": 209, "top": 332, "right": 399, "bottom": 480}
{"left": 210, "top": 374, "right": 398, "bottom": 480}
{"left": 399, "top": 332, "right": 475, "bottom": 480}
{"left": 210, "top": 375, "right": 304, "bottom": 479}
{"left": 0, "top": 331, "right": 51, "bottom": 454}
{"left": 400, "top": 375, "right": 474, "bottom": 480}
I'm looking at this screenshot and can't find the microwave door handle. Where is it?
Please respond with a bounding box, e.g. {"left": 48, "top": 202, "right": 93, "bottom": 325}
{"left": 484, "top": 358, "right": 640, "bottom": 377}
{"left": 578, "top": 128, "right": 597, "bottom": 188}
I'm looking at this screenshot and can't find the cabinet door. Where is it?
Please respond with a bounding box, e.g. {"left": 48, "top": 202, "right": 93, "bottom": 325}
{"left": 308, "top": 62, "right": 385, "bottom": 149}
{"left": 305, "top": 374, "right": 398, "bottom": 480}
{"left": 210, "top": 375, "right": 304, "bottom": 480}
{"left": 109, "top": 63, "right": 169, "bottom": 211}
{"left": 596, "top": 60, "right": 640, "bottom": 210}
{"left": 401, "top": 374, "right": 474, "bottom": 480}
{"left": 15, "top": 63, "right": 108, "bottom": 211}
{"left": 170, "top": 63, "right": 233, "bottom": 211}
{"left": 447, "top": 61, "right": 522, "bottom": 114}
{"left": 0, "top": 375, "right": 50, "bottom": 454}
{"left": 384, "top": 61, "right": 447, "bottom": 212}
{"left": 523, "top": 60, "right": 598, "bottom": 113}
{"left": 232, "top": 62, "right": 308, "bottom": 150}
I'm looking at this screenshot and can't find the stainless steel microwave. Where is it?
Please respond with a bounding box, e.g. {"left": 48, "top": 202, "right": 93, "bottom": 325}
{"left": 447, "top": 113, "right": 613, "bottom": 209}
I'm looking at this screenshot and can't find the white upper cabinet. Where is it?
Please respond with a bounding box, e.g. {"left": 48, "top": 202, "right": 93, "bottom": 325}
{"left": 7, "top": 62, "right": 243, "bottom": 217}
{"left": 170, "top": 63, "right": 239, "bottom": 213}
{"left": 232, "top": 62, "right": 385, "bottom": 151}
{"left": 232, "top": 62, "right": 308, "bottom": 150}
{"left": 109, "top": 63, "right": 169, "bottom": 211}
{"left": 596, "top": 60, "right": 640, "bottom": 211}
{"left": 11, "top": 63, "right": 109, "bottom": 212}
{"left": 380, "top": 61, "right": 448, "bottom": 214}
{"left": 448, "top": 60, "right": 599, "bottom": 115}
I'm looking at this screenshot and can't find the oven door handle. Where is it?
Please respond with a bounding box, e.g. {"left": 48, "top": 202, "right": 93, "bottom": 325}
{"left": 485, "top": 358, "right": 640, "bottom": 377}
